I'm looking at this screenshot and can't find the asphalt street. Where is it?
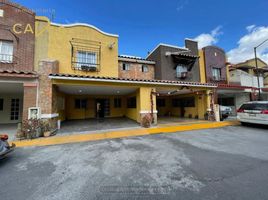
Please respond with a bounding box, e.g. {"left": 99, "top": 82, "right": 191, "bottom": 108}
{"left": 1, "top": 124, "right": 268, "bottom": 200}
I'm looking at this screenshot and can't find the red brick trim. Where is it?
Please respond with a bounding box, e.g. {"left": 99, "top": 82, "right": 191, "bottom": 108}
{"left": 23, "top": 83, "right": 38, "bottom": 87}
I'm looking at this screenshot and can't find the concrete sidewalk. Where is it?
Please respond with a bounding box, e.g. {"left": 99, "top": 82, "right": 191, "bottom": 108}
{"left": 12, "top": 120, "right": 240, "bottom": 148}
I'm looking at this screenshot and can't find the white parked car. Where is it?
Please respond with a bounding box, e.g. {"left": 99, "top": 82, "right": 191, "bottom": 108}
{"left": 237, "top": 101, "right": 268, "bottom": 125}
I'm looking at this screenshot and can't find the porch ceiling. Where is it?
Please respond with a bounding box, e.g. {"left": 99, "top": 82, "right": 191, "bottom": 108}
{"left": 217, "top": 89, "right": 249, "bottom": 94}
{"left": 57, "top": 84, "right": 138, "bottom": 95}
{"left": 156, "top": 87, "right": 204, "bottom": 96}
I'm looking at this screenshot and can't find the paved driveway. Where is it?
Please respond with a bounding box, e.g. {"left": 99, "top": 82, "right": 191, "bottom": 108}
{"left": 1, "top": 125, "right": 268, "bottom": 200}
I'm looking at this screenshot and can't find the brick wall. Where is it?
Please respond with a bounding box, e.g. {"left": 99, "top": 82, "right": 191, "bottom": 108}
{"left": 0, "top": 0, "right": 35, "bottom": 71}
{"left": 38, "top": 60, "right": 59, "bottom": 129}
{"left": 38, "top": 60, "right": 59, "bottom": 115}
{"left": 203, "top": 46, "right": 227, "bottom": 84}
{"left": 22, "top": 83, "right": 37, "bottom": 120}
{"left": 118, "top": 60, "right": 155, "bottom": 80}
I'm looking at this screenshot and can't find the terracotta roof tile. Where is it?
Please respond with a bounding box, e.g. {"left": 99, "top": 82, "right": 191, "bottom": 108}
{"left": 217, "top": 84, "right": 257, "bottom": 90}
{"left": 49, "top": 73, "right": 217, "bottom": 87}
{"left": 0, "top": 69, "right": 38, "bottom": 78}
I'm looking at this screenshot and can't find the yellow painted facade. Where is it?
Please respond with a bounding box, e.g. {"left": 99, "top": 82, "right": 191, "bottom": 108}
{"left": 198, "top": 50, "right": 207, "bottom": 83}
{"left": 64, "top": 95, "right": 126, "bottom": 120}
{"left": 236, "top": 58, "right": 267, "bottom": 76}
{"left": 156, "top": 91, "right": 208, "bottom": 120}
{"left": 35, "top": 16, "right": 214, "bottom": 125}
{"left": 51, "top": 78, "right": 212, "bottom": 123}
{"left": 35, "top": 16, "right": 118, "bottom": 77}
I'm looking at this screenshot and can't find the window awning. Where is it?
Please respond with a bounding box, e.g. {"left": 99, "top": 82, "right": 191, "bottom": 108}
{"left": 170, "top": 52, "right": 199, "bottom": 70}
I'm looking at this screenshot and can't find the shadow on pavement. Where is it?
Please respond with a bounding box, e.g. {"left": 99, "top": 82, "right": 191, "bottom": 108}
{"left": 240, "top": 123, "right": 268, "bottom": 130}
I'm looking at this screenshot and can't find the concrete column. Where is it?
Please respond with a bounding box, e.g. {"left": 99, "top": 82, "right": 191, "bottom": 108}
{"left": 197, "top": 91, "right": 206, "bottom": 120}
{"left": 138, "top": 87, "right": 157, "bottom": 125}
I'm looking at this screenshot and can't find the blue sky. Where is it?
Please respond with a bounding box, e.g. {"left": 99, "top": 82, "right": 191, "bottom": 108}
{"left": 15, "top": 0, "right": 268, "bottom": 63}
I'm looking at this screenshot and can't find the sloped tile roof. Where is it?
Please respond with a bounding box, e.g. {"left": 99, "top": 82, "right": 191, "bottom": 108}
{"left": 0, "top": 69, "right": 38, "bottom": 78}
{"left": 49, "top": 73, "right": 217, "bottom": 88}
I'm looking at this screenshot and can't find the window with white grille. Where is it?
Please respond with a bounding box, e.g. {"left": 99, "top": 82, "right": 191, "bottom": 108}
{"left": 176, "top": 65, "right": 188, "bottom": 78}
{"left": 0, "top": 41, "right": 13, "bottom": 63}
{"left": 76, "top": 51, "right": 97, "bottom": 69}
{"left": 212, "top": 68, "right": 221, "bottom": 80}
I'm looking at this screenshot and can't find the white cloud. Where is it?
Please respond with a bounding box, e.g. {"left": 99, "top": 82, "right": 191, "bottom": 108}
{"left": 227, "top": 25, "right": 268, "bottom": 64}
{"left": 193, "top": 26, "right": 222, "bottom": 48}
{"left": 176, "top": 0, "right": 189, "bottom": 12}
{"left": 246, "top": 25, "right": 256, "bottom": 32}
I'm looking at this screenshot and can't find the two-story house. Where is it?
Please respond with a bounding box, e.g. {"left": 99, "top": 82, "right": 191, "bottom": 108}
{"left": 33, "top": 17, "right": 215, "bottom": 129}
{"left": 0, "top": 0, "right": 38, "bottom": 125}
{"left": 234, "top": 58, "right": 268, "bottom": 100}
{"left": 199, "top": 46, "right": 259, "bottom": 115}
{"left": 145, "top": 40, "right": 215, "bottom": 120}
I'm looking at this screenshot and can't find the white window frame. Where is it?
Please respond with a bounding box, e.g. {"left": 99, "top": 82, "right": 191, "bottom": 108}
{"left": 0, "top": 9, "right": 4, "bottom": 17}
{"left": 0, "top": 40, "right": 14, "bottom": 63}
{"left": 122, "top": 63, "right": 130, "bottom": 71}
{"left": 28, "top": 107, "right": 41, "bottom": 120}
{"left": 76, "top": 51, "right": 97, "bottom": 69}
{"left": 212, "top": 67, "right": 221, "bottom": 80}
{"left": 142, "top": 65, "right": 149, "bottom": 73}
{"left": 176, "top": 65, "right": 188, "bottom": 78}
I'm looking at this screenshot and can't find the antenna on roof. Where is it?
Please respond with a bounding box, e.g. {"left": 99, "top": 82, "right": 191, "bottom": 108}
{"left": 50, "top": 10, "right": 55, "bottom": 21}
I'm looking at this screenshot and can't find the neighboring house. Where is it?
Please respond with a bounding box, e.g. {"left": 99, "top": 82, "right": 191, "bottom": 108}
{"left": 234, "top": 58, "right": 268, "bottom": 100}
{"left": 118, "top": 55, "right": 155, "bottom": 80}
{"left": 235, "top": 58, "right": 268, "bottom": 76}
{"left": 199, "top": 46, "right": 258, "bottom": 115}
{"left": 33, "top": 17, "right": 215, "bottom": 128}
{"left": 144, "top": 40, "right": 215, "bottom": 120}
{"left": 229, "top": 69, "right": 264, "bottom": 88}
{"left": 0, "top": 0, "right": 38, "bottom": 124}
{"left": 199, "top": 46, "right": 228, "bottom": 84}
{"left": 147, "top": 39, "right": 200, "bottom": 82}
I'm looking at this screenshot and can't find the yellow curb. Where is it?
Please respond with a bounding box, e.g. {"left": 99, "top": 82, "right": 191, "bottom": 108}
{"left": 13, "top": 120, "right": 240, "bottom": 148}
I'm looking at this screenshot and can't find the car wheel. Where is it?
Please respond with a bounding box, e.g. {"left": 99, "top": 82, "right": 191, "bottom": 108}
{"left": 241, "top": 122, "right": 247, "bottom": 126}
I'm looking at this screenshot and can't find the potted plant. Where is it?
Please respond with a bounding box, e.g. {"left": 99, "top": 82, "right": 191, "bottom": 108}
{"left": 141, "top": 114, "right": 152, "bottom": 128}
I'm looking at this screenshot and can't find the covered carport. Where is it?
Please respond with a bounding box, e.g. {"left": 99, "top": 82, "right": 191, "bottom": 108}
{"left": 49, "top": 74, "right": 216, "bottom": 133}
{"left": 216, "top": 85, "right": 253, "bottom": 116}
{"left": 0, "top": 70, "right": 38, "bottom": 139}
{"left": 155, "top": 85, "right": 214, "bottom": 124}
{"left": 54, "top": 83, "right": 142, "bottom": 133}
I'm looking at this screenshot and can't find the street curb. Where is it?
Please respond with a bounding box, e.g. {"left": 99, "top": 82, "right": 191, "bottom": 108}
{"left": 13, "top": 121, "right": 240, "bottom": 148}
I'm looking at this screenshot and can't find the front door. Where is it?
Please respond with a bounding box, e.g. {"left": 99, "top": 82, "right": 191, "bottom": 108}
{"left": 96, "top": 99, "right": 110, "bottom": 118}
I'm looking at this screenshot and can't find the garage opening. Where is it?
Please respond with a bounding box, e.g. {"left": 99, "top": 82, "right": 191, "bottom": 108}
{"left": 155, "top": 87, "right": 210, "bottom": 125}
{"left": 55, "top": 84, "right": 141, "bottom": 134}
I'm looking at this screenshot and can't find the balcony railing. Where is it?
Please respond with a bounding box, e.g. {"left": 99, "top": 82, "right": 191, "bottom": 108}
{"left": 70, "top": 38, "right": 101, "bottom": 73}
{"left": 71, "top": 61, "right": 100, "bottom": 72}
{"left": 0, "top": 54, "right": 16, "bottom": 64}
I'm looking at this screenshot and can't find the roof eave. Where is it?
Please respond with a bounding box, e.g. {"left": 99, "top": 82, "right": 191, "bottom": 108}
{"left": 49, "top": 74, "right": 216, "bottom": 88}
